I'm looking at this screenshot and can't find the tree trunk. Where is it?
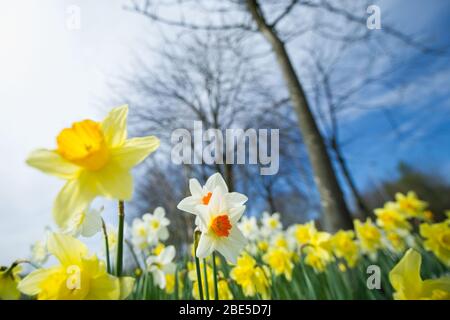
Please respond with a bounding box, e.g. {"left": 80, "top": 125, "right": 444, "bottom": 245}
{"left": 224, "top": 163, "right": 234, "bottom": 192}
{"left": 245, "top": 0, "right": 353, "bottom": 231}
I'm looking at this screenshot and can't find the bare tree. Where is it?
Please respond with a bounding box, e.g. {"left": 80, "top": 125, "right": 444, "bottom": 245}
{"left": 109, "top": 32, "right": 314, "bottom": 245}
{"left": 124, "top": 0, "right": 447, "bottom": 231}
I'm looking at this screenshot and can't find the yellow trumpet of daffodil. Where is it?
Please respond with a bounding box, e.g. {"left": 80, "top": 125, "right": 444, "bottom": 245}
{"left": 389, "top": 248, "right": 450, "bottom": 300}
{"left": 26, "top": 105, "right": 159, "bottom": 229}
{"left": 18, "top": 233, "right": 134, "bottom": 300}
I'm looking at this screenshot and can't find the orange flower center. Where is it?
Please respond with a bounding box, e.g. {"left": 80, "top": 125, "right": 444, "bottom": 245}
{"left": 210, "top": 215, "right": 232, "bottom": 237}
{"left": 57, "top": 120, "right": 109, "bottom": 171}
{"left": 202, "top": 192, "right": 212, "bottom": 205}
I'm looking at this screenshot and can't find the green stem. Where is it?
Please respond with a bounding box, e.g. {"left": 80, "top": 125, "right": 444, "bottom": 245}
{"left": 101, "top": 218, "right": 111, "bottom": 274}
{"left": 203, "top": 259, "right": 210, "bottom": 300}
{"left": 194, "top": 231, "right": 204, "bottom": 300}
{"left": 212, "top": 252, "right": 219, "bottom": 300}
{"left": 125, "top": 238, "right": 142, "bottom": 271}
{"left": 116, "top": 200, "right": 125, "bottom": 277}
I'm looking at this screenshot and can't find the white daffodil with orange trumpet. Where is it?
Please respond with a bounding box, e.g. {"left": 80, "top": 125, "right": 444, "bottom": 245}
{"left": 194, "top": 185, "right": 248, "bottom": 264}
{"left": 26, "top": 105, "right": 159, "bottom": 230}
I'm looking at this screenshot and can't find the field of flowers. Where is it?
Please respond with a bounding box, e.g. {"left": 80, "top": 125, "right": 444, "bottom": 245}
{"left": 0, "top": 105, "right": 449, "bottom": 300}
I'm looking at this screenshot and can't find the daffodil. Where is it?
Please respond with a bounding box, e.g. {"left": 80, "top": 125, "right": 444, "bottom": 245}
{"left": 354, "top": 218, "right": 383, "bottom": 257}
{"left": 230, "top": 253, "right": 270, "bottom": 299}
{"left": 330, "top": 230, "right": 359, "bottom": 268}
{"left": 263, "top": 246, "right": 294, "bottom": 280}
{"left": 375, "top": 202, "right": 411, "bottom": 232}
{"left": 395, "top": 191, "right": 427, "bottom": 219}
{"left": 238, "top": 216, "right": 260, "bottom": 242}
{"left": 288, "top": 221, "right": 317, "bottom": 247}
{"left": 142, "top": 207, "right": 170, "bottom": 245}
{"left": 63, "top": 207, "right": 102, "bottom": 237}
{"left": 194, "top": 185, "right": 248, "bottom": 264}
{"left": 146, "top": 246, "right": 176, "bottom": 289}
{"left": 0, "top": 264, "right": 22, "bottom": 300}
{"left": 131, "top": 218, "right": 150, "bottom": 250}
{"left": 385, "top": 231, "right": 407, "bottom": 254}
{"left": 303, "top": 231, "right": 333, "bottom": 272}
{"left": 271, "top": 233, "right": 291, "bottom": 250}
{"left": 257, "top": 240, "right": 269, "bottom": 253}
{"left": 261, "top": 212, "right": 282, "bottom": 237}
{"left": 389, "top": 248, "right": 450, "bottom": 300}
{"left": 177, "top": 173, "right": 241, "bottom": 214}
{"left": 420, "top": 220, "right": 450, "bottom": 266}
{"left": 18, "top": 233, "right": 134, "bottom": 300}
{"left": 26, "top": 105, "right": 160, "bottom": 229}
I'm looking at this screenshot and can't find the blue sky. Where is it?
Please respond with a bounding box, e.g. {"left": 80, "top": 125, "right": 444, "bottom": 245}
{"left": 0, "top": 0, "right": 449, "bottom": 264}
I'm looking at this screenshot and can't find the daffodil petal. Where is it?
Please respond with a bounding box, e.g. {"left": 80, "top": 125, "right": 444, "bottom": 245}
{"left": 422, "top": 277, "right": 450, "bottom": 299}
{"left": 110, "top": 136, "right": 160, "bottom": 169}
{"left": 389, "top": 248, "right": 422, "bottom": 298}
{"left": 53, "top": 176, "right": 96, "bottom": 229}
{"left": 26, "top": 149, "right": 80, "bottom": 179}
{"left": 85, "top": 274, "right": 120, "bottom": 300}
{"left": 215, "top": 227, "right": 247, "bottom": 264}
{"left": 18, "top": 268, "right": 58, "bottom": 296}
{"left": 160, "top": 246, "right": 176, "bottom": 265}
{"left": 47, "top": 233, "right": 88, "bottom": 266}
{"left": 205, "top": 172, "right": 228, "bottom": 193}
{"left": 93, "top": 164, "right": 133, "bottom": 200}
{"left": 101, "top": 105, "right": 128, "bottom": 148}
{"left": 81, "top": 209, "right": 102, "bottom": 237}
{"left": 189, "top": 179, "right": 203, "bottom": 197}
{"left": 196, "top": 233, "right": 215, "bottom": 259}
{"left": 177, "top": 196, "right": 198, "bottom": 214}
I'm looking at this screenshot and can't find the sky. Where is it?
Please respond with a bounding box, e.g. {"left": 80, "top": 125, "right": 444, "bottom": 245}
{"left": 0, "top": 0, "right": 152, "bottom": 264}
{"left": 0, "top": 0, "right": 449, "bottom": 265}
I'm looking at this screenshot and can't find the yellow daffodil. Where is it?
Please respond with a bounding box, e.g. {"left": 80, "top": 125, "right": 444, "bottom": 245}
{"left": 230, "top": 253, "right": 270, "bottom": 299}
{"left": 257, "top": 240, "right": 269, "bottom": 253}
{"left": 290, "top": 221, "right": 316, "bottom": 246}
{"left": 385, "top": 231, "right": 407, "bottom": 254}
{"left": 263, "top": 247, "right": 294, "bottom": 280}
{"left": 395, "top": 191, "right": 427, "bottom": 219}
{"left": 26, "top": 105, "right": 160, "bottom": 229}
{"left": 0, "top": 264, "right": 22, "bottom": 300}
{"left": 330, "top": 230, "right": 359, "bottom": 268}
{"left": 18, "top": 233, "right": 134, "bottom": 300}
{"left": 389, "top": 248, "right": 450, "bottom": 300}
{"left": 354, "top": 218, "right": 383, "bottom": 256}
{"left": 420, "top": 220, "right": 450, "bottom": 266}
{"left": 304, "top": 231, "right": 333, "bottom": 272}
{"left": 375, "top": 202, "right": 411, "bottom": 231}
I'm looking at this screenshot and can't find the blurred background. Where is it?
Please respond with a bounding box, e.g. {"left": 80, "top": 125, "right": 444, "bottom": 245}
{"left": 1, "top": 0, "right": 450, "bottom": 265}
